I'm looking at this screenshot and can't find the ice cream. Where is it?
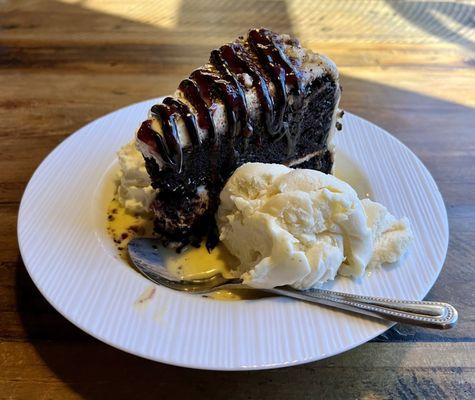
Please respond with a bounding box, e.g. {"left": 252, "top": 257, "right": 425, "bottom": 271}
{"left": 116, "top": 140, "right": 155, "bottom": 214}
{"left": 362, "top": 199, "right": 413, "bottom": 269}
{"left": 217, "top": 163, "right": 413, "bottom": 290}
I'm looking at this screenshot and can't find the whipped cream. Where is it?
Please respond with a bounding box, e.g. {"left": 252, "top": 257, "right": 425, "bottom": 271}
{"left": 217, "top": 163, "right": 413, "bottom": 290}
{"left": 116, "top": 140, "right": 155, "bottom": 214}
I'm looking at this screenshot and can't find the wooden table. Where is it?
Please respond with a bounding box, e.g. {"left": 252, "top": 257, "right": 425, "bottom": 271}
{"left": 2, "top": 0, "right": 474, "bottom": 398}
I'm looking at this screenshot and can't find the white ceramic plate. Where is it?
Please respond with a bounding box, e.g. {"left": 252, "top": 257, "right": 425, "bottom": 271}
{"left": 18, "top": 98, "right": 448, "bottom": 370}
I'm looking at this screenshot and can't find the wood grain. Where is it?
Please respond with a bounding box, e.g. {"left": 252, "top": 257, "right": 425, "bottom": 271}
{"left": 1, "top": 0, "right": 475, "bottom": 398}
{"left": 1, "top": 341, "right": 474, "bottom": 399}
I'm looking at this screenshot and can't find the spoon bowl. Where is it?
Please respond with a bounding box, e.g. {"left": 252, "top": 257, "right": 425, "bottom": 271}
{"left": 128, "top": 237, "right": 244, "bottom": 293}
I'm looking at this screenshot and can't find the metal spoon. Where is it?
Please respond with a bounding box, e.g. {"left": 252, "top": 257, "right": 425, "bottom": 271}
{"left": 128, "top": 238, "right": 458, "bottom": 329}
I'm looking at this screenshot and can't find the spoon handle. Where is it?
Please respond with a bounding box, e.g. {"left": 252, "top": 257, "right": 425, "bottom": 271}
{"left": 267, "top": 287, "right": 458, "bottom": 329}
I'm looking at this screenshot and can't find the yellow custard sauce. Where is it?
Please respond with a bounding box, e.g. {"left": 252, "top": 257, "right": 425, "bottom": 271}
{"left": 159, "top": 241, "right": 238, "bottom": 281}
{"left": 106, "top": 198, "right": 153, "bottom": 258}
{"left": 158, "top": 243, "right": 268, "bottom": 300}
{"left": 106, "top": 197, "right": 267, "bottom": 300}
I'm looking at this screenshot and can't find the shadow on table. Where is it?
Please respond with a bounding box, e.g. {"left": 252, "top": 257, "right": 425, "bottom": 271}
{"left": 10, "top": 0, "right": 475, "bottom": 398}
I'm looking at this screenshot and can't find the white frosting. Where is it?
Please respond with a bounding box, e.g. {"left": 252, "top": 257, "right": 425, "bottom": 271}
{"left": 116, "top": 140, "right": 155, "bottom": 214}
{"left": 280, "top": 34, "right": 339, "bottom": 86}
{"left": 217, "top": 163, "right": 413, "bottom": 290}
{"left": 287, "top": 149, "right": 326, "bottom": 167}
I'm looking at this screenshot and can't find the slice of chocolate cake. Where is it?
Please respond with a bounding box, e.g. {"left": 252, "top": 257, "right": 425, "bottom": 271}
{"left": 136, "top": 28, "right": 342, "bottom": 248}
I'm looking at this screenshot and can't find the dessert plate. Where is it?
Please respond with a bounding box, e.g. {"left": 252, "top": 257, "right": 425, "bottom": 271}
{"left": 18, "top": 98, "right": 448, "bottom": 370}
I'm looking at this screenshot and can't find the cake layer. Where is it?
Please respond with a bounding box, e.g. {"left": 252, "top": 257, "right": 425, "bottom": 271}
{"left": 136, "top": 28, "right": 342, "bottom": 248}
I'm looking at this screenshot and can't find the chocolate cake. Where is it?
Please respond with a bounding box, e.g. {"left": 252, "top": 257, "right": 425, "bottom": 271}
{"left": 136, "top": 28, "right": 342, "bottom": 248}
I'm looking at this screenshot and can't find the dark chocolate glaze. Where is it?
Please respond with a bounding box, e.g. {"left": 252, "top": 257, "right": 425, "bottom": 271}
{"left": 150, "top": 104, "right": 183, "bottom": 171}
{"left": 210, "top": 46, "right": 252, "bottom": 137}
{"left": 142, "top": 28, "right": 308, "bottom": 168}
{"left": 162, "top": 96, "right": 200, "bottom": 146}
{"left": 211, "top": 43, "right": 274, "bottom": 135}
{"left": 247, "top": 28, "right": 303, "bottom": 129}
{"left": 178, "top": 78, "right": 216, "bottom": 139}
{"left": 190, "top": 68, "right": 239, "bottom": 139}
{"left": 136, "top": 120, "right": 175, "bottom": 165}
{"left": 249, "top": 28, "right": 303, "bottom": 97}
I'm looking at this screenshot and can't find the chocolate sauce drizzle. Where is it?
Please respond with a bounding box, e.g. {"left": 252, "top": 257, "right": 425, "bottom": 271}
{"left": 140, "top": 28, "right": 304, "bottom": 170}
{"left": 211, "top": 43, "right": 273, "bottom": 134}
{"left": 150, "top": 104, "right": 183, "bottom": 171}
{"left": 178, "top": 78, "right": 216, "bottom": 141}
{"left": 210, "top": 46, "right": 253, "bottom": 137}
{"left": 136, "top": 120, "right": 175, "bottom": 166}
{"left": 190, "top": 69, "right": 240, "bottom": 139}
{"left": 162, "top": 97, "right": 200, "bottom": 146}
{"left": 248, "top": 28, "right": 303, "bottom": 126}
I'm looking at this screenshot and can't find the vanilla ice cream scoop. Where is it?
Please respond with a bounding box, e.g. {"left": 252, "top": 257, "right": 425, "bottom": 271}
{"left": 217, "top": 163, "right": 413, "bottom": 290}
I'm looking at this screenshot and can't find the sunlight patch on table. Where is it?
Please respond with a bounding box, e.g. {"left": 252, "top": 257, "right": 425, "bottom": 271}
{"left": 58, "top": 0, "right": 182, "bottom": 29}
